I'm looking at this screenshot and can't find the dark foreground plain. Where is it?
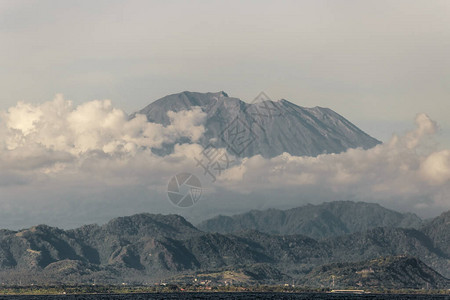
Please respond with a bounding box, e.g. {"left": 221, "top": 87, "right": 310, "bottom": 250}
{"left": 0, "top": 293, "right": 449, "bottom": 300}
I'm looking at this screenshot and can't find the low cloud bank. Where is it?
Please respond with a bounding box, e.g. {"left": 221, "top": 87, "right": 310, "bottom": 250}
{"left": 0, "top": 95, "right": 448, "bottom": 228}
{"left": 218, "top": 113, "right": 449, "bottom": 215}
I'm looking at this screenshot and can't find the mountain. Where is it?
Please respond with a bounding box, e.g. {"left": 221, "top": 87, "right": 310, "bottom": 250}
{"left": 197, "top": 201, "right": 423, "bottom": 239}
{"left": 302, "top": 256, "right": 449, "bottom": 289}
{"left": 132, "top": 91, "right": 380, "bottom": 158}
{"left": 0, "top": 208, "right": 448, "bottom": 288}
{"left": 322, "top": 227, "right": 449, "bottom": 278}
{"left": 421, "top": 210, "right": 450, "bottom": 257}
{"left": 0, "top": 214, "right": 204, "bottom": 284}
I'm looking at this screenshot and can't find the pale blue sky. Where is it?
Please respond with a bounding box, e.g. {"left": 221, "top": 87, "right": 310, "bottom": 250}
{"left": 1, "top": 0, "right": 449, "bottom": 145}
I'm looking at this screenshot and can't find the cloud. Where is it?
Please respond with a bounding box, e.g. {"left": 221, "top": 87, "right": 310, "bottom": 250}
{"left": 420, "top": 150, "right": 450, "bottom": 186}
{"left": 216, "top": 113, "right": 450, "bottom": 215}
{"left": 0, "top": 95, "right": 207, "bottom": 193}
{"left": 0, "top": 95, "right": 211, "bottom": 228}
{"left": 0, "top": 96, "right": 449, "bottom": 228}
{"left": 1, "top": 94, "right": 206, "bottom": 156}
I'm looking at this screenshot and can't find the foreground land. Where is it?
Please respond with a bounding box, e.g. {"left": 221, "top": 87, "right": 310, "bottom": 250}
{"left": 0, "top": 202, "right": 448, "bottom": 289}
{"left": 0, "top": 285, "right": 449, "bottom": 296}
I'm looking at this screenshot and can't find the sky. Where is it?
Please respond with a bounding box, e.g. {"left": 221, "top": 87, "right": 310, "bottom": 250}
{"left": 1, "top": 0, "right": 449, "bottom": 142}
{"left": 0, "top": 0, "right": 449, "bottom": 228}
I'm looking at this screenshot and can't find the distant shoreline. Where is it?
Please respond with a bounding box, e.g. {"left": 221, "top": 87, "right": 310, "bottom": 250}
{"left": 0, "top": 285, "right": 448, "bottom": 296}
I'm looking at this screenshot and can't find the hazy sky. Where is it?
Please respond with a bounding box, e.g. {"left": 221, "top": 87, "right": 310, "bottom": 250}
{"left": 1, "top": 1, "right": 450, "bottom": 228}
{"left": 1, "top": 0, "right": 449, "bottom": 143}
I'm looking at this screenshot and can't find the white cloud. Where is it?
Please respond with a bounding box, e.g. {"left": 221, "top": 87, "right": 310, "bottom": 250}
{"left": 420, "top": 150, "right": 450, "bottom": 186}
{"left": 0, "top": 95, "right": 207, "bottom": 195}
{"left": 0, "top": 97, "right": 449, "bottom": 228}
{"left": 0, "top": 94, "right": 206, "bottom": 157}
{"left": 216, "top": 113, "right": 450, "bottom": 215}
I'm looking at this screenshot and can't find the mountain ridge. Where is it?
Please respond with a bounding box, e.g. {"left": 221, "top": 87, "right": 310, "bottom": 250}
{"left": 303, "top": 255, "right": 449, "bottom": 289}
{"left": 197, "top": 201, "right": 424, "bottom": 239}
{"left": 0, "top": 202, "right": 448, "bottom": 287}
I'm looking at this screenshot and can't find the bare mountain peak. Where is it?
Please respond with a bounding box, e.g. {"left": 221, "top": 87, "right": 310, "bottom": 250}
{"left": 133, "top": 91, "right": 381, "bottom": 158}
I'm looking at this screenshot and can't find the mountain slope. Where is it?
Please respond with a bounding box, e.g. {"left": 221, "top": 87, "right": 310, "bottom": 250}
{"left": 323, "top": 227, "right": 449, "bottom": 278}
{"left": 421, "top": 210, "right": 450, "bottom": 257}
{"left": 0, "top": 210, "right": 447, "bottom": 288}
{"left": 132, "top": 91, "right": 380, "bottom": 158}
{"left": 0, "top": 214, "right": 204, "bottom": 284}
{"left": 303, "top": 256, "right": 449, "bottom": 289}
{"left": 197, "top": 201, "right": 423, "bottom": 239}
